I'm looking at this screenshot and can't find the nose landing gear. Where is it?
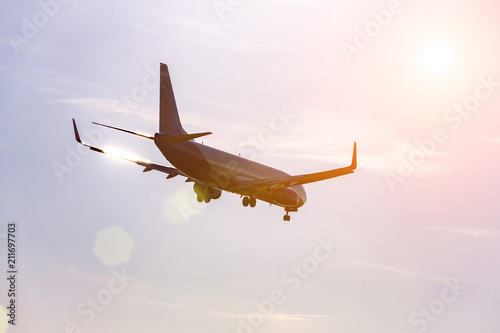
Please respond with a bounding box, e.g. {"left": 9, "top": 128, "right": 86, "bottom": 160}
{"left": 283, "top": 207, "right": 298, "bottom": 222}
{"left": 240, "top": 196, "right": 297, "bottom": 221}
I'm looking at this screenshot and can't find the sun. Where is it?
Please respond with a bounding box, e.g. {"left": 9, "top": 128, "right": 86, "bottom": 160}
{"left": 420, "top": 42, "right": 454, "bottom": 75}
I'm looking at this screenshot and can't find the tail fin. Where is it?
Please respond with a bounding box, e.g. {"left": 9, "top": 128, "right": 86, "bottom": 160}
{"left": 159, "top": 63, "right": 187, "bottom": 135}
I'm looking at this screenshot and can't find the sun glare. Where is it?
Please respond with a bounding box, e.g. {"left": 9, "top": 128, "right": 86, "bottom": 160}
{"left": 102, "top": 147, "right": 146, "bottom": 163}
{"left": 420, "top": 42, "right": 454, "bottom": 75}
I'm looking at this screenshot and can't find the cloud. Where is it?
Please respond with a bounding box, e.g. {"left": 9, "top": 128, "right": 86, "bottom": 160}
{"left": 131, "top": 8, "right": 227, "bottom": 38}
{"left": 211, "top": 312, "right": 351, "bottom": 321}
{"left": 128, "top": 282, "right": 352, "bottom": 325}
{"left": 340, "top": 258, "right": 463, "bottom": 281}
{"left": 55, "top": 97, "right": 157, "bottom": 122}
{"left": 131, "top": 23, "right": 158, "bottom": 35}
{"left": 24, "top": 69, "right": 77, "bottom": 85}
{"left": 424, "top": 226, "right": 500, "bottom": 237}
{"left": 165, "top": 17, "right": 228, "bottom": 39}
{"left": 12, "top": 67, "right": 95, "bottom": 98}
{"left": 126, "top": 296, "right": 192, "bottom": 309}
{"left": 186, "top": 34, "right": 288, "bottom": 51}
{"left": 57, "top": 97, "right": 117, "bottom": 110}
{"left": 35, "top": 86, "right": 62, "bottom": 94}
{"left": 0, "top": 37, "right": 12, "bottom": 48}
{"left": 488, "top": 137, "right": 500, "bottom": 144}
{"left": 271, "top": 0, "right": 342, "bottom": 7}
{"left": 137, "top": 8, "right": 287, "bottom": 51}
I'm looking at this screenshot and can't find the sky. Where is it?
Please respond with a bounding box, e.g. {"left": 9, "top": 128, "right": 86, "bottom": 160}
{"left": 1, "top": 0, "right": 500, "bottom": 332}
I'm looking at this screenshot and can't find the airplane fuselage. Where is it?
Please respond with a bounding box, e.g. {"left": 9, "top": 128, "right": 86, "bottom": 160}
{"left": 155, "top": 137, "right": 307, "bottom": 209}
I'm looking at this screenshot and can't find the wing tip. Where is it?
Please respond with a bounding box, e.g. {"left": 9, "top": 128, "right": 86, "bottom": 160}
{"left": 351, "top": 142, "right": 357, "bottom": 170}
{"left": 72, "top": 118, "right": 82, "bottom": 143}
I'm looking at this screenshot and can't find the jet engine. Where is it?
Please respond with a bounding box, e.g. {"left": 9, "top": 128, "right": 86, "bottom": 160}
{"left": 271, "top": 188, "right": 300, "bottom": 207}
{"left": 204, "top": 185, "right": 222, "bottom": 200}
{"left": 193, "top": 183, "right": 222, "bottom": 200}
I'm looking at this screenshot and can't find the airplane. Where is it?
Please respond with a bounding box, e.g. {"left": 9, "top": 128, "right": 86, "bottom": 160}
{"left": 72, "top": 63, "right": 356, "bottom": 221}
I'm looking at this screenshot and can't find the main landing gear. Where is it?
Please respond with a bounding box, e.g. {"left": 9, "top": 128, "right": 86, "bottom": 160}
{"left": 242, "top": 196, "right": 256, "bottom": 208}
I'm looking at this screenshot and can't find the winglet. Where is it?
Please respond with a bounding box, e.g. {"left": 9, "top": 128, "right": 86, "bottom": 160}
{"left": 350, "top": 142, "right": 357, "bottom": 170}
{"left": 72, "top": 118, "right": 82, "bottom": 143}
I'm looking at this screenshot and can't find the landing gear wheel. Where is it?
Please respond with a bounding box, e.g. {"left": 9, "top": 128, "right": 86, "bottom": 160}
{"left": 242, "top": 196, "right": 250, "bottom": 207}
{"left": 197, "top": 195, "right": 203, "bottom": 203}
{"left": 283, "top": 214, "right": 291, "bottom": 222}
{"left": 204, "top": 197, "right": 211, "bottom": 203}
{"left": 249, "top": 197, "right": 256, "bottom": 207}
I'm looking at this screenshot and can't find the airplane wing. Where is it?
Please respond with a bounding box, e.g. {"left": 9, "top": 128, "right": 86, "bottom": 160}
{"left": 235, "top": 143, "right": 356, "bottom": 191}
{"left": 72, "top": 119, "right": 186, "bottom": 179}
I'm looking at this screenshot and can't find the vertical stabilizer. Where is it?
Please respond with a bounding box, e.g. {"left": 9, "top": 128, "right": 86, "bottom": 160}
{"left": 159, "top": 63, "right": 187, "bottom": 135}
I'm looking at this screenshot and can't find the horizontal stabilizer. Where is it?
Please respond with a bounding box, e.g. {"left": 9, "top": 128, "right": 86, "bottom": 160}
{"left": 92, "top": 122, "right": 155, "bottom": 140}
{"left": 157, "top": 132, "right": 212, "bottom": 144}
{"left": 92, "top": 121, "right": 211, "bottom": 144}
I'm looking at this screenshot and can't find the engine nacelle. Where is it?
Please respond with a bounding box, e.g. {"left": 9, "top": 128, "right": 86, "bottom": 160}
{"left": 271, "top": 188, "right": 300, "bottom": 207}
{"left": 193, "top": 183, "right": 222, "bottom": 200}
{"left": 193, "top": 183, "right": 204, "bottom": 196}
{"left": 204, "top": 186, "right": 222, "bottom": 200}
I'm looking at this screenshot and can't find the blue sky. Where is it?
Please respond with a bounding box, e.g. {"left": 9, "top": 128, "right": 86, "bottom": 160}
{"left": 1, "top": 0, "right": 500, "bottom": 332}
